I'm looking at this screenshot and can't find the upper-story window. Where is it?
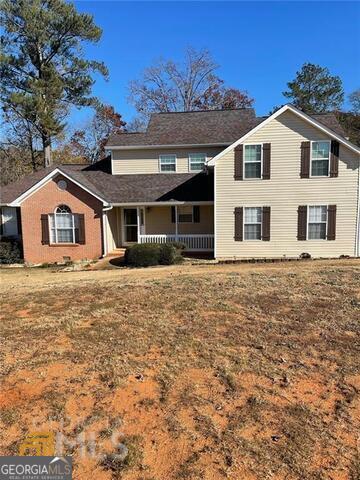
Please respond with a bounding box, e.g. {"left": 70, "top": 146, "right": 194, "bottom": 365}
{"left": 189, "top": 153, "right": 206, "bottom": 171}
{"left": 159, "top": 154, "right": 176, "bottom": 172}
{"left": 311, "top": 141, "right": 330, "bottom": 176}
{"left": 244, "top": 144, "right": 262, "bottom": 179}
{"left": 50, "top": 205, "right": 76, "bottom": 243}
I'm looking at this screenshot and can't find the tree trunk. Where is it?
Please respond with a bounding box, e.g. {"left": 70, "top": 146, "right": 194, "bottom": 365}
{"left": 42, "top": 135, "right": 52, "bottom": 167}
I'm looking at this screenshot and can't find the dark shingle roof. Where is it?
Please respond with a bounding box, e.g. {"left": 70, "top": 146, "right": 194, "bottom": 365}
{"left": 312, "top": 113, "right": 346, "bottom": 137}
{"left": 1, "top": 107, "right": 350, "bottom": 205}
{"left": 107, "top": 107, "right": 347, "bottom": 148}
{"left": 0, "top": 159, "right": 213, "bottom": 205}
{"left": 107, "top": 109, "right": 260, "bottom": 147}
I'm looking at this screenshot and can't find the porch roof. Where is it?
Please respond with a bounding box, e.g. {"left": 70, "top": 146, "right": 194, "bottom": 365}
{"left": 1, "top": 158, "right": 213, "bottom": 205}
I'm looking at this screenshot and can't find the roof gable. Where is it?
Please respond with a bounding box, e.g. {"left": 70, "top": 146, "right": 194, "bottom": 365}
{"left": 1, "top": 166, "right": 108, "bottom": 206}
{"left": 207, "top": 105, "right": 360, "bottom": 166}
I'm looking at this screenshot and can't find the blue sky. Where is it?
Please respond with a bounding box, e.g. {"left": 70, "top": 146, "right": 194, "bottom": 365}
{"left": 74, "top": 1, "right": 360, "bottom": 128}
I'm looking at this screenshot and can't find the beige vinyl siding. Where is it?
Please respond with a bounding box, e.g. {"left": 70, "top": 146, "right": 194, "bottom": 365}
{"left": 145, "top": 205, "right": 214, "bottom": 235}
{"left": 105, "top": 206, "right": 214, "bottom": 248}
{"left": 215, "top": 110, "right": 359, "bottom": 259}
{"left": 112, "top": 147, "right": 223, "bottom": 174}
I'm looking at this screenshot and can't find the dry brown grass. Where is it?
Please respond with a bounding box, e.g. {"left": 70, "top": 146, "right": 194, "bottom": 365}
{"left": 0, "top": 259, "right": 359, "bottom": 479}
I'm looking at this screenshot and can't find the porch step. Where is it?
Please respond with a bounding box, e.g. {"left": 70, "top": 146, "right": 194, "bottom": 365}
{"left": 106, "top": 248, "right": 126, "bottom": 257}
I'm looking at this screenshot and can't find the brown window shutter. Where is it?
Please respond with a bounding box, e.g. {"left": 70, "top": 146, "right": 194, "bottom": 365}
{"left": 262, "top": 144, "right": 271, "bottom": 180}
{"left": 77, "top": 214, "right": 86, "bottom": 244}
{"left": 330, "top": 141, "right": 339, "bottom": 177}
{"left": 327, "top": 205, "right": 336, "bottom": 240}
{"left": 0, "top": 207, "right": 3, "bottom": 236}
{"left": 171, "top": 206, "right": 176, "bottom": 223}
{"left": 41, "top": 214, "right": 50, "bottom": 245}
{"left": 300, "top": 141, "right": 310, "bottom": 178}
{"left": 262, "top": 206, "right": 271, "bottom": 241}
{"left": 193, "top": 206, "right": 200, "bottom": 223}
{"left": 234, "top": 145, "right": 243, "bottom": 180}
{"left": 297, "top": 206, "right": 307, "bottom": 240}
{"left": 234, "top": 207, "right": 243, "bottom": 241}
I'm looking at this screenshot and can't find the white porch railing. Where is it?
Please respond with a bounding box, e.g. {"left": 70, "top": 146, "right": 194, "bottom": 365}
{"left": 138, "top": 234, "right": 214, "bottom": 251}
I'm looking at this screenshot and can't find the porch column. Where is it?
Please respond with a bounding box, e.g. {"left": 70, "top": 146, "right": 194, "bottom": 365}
{"left": 137, "top": 207, "right": 140, "bottom": 243}
{"left": 102, "top": 211, "right": 108, "bottom": 256}
{"left": 175, "top": 205, "right": 178, "bottom": 240}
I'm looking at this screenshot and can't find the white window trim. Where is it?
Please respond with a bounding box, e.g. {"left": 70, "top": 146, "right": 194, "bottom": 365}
{"left": 49, "top": 206, "right": 76, "bottom": 244}
{"left": 188, "top": 153, "right": 207, "bottom": 172}
{"left": 243, "top": 143, "right": 263, "bottom": 180}
{"left": 243, "top": 206, "right": 263, "bottom": 241}
{"left": 178, "top": 205, "right": 194, "bottom": 224}
{"left": 159, "top": 154, "right": 177, "bottom": 173}
{"left": 310, "top": 140, "right": 331, "bottom": 178}
{"left": 207, "top": 104, "right": 360, "bottom": 167}
{"left": 306, "top": 204, "right": 328, "bottom": 241}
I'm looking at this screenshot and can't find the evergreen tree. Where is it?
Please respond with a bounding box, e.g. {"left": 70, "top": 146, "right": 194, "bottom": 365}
{"left": 283, "top": 63, "right": 344, "bottom": 114}
{"left": 0, "top": 0, "right": 108, "bottom": 166}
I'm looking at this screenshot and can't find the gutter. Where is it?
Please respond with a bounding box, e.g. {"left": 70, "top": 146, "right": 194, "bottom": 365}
{"left": 110, "top": 201, "right": 214, "bottom": 207}
{"left": 105, "top": 143, "right": 230, "bottom": 151}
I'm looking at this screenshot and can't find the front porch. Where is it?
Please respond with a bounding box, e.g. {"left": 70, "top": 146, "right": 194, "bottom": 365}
{"left": 105, "top": 204, "right": 214, "bottom": 253}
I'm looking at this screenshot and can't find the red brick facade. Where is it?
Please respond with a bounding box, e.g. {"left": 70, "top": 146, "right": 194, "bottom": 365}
{"left": 20, "top": 174, "right": 104, "bottom": 264}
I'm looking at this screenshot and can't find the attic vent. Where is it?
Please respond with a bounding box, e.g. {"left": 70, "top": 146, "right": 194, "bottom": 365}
{"left": 57, "top": 180, "right": 67, "bottom": 191}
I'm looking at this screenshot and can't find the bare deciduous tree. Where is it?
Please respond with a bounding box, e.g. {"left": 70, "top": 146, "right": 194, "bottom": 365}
{"left": 128, "top": 47, "right": 253, "bottom": 126}
{"left": 67, "top": 104, "right": 126, "bottom": 164}
{"left": 349, "top": 89, "right": 360, "bottom": 114}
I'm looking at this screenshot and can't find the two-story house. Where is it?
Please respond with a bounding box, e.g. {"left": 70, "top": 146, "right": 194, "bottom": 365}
{"left": 1, "top": 104, "right": 359, "bottom": 264}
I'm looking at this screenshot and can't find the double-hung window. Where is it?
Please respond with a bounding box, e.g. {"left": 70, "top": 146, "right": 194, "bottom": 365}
{"left": 311, "top": 141, "right": 330, "bottom": 176}
{"left": 159, "top": 154, "right": 176, "bottom": 172}
{"left": 244, "top": 144, "right": 262, "bottom": 179}
{"left": 49, "top": 205, "right": 77, "bottom": 243}
{"left": 244, "top": 207, "right": 262, "bottom": 240}
{"left": 189, "top": 153, "right": 206, "bottom": 171}
{"left": 308, "top": 205, "right": 327, "bottom": 239}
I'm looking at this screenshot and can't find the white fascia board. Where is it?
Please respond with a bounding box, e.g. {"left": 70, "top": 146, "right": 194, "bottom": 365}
{"left": 9, "top": 168, "right": 109, "bottom": 206}
{"left": 207, "top": 104, "right": 360, "bottom": 166}
{"left": 110, "top": 201, "right": 214, "bottom": 207}
{"left": 106, "top": 143, "right": 229, "bottom": 150}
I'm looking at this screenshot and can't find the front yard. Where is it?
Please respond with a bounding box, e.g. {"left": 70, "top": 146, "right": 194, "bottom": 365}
{"left": 0, "top": 260, "right": 359, "bottom": 479}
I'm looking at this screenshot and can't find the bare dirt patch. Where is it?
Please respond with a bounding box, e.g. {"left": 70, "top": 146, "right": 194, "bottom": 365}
{"left": 0, "top": 259, "right": 359, "bottom": 479}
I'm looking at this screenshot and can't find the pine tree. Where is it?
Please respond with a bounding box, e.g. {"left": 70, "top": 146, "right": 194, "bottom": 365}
{"left": 283, "top": 63, "right": 344, "bottom": 114}
{"left": 0, "top": 0, "right": 108, "bottom": 166}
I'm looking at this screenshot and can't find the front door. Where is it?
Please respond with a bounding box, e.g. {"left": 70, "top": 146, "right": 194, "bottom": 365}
{"left": 123, "top": 208, "right": 138, "bottom": 244}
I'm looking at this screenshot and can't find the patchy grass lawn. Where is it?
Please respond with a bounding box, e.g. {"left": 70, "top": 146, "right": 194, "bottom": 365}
{"left": 0, "top": 259, "right": 359, "bottom": 480}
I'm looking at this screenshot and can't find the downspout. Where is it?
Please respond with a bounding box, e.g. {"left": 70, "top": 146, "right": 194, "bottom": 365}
{"left": 102, "top": 205, "right": 113, "bottom": 257}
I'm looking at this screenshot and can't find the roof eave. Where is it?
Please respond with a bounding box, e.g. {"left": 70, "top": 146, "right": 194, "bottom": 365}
{"left": 105, "top": 142, "right": 230, "bottom": 150}
{"left": 109, "top": 201, "right": 214, "bottom": 206}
